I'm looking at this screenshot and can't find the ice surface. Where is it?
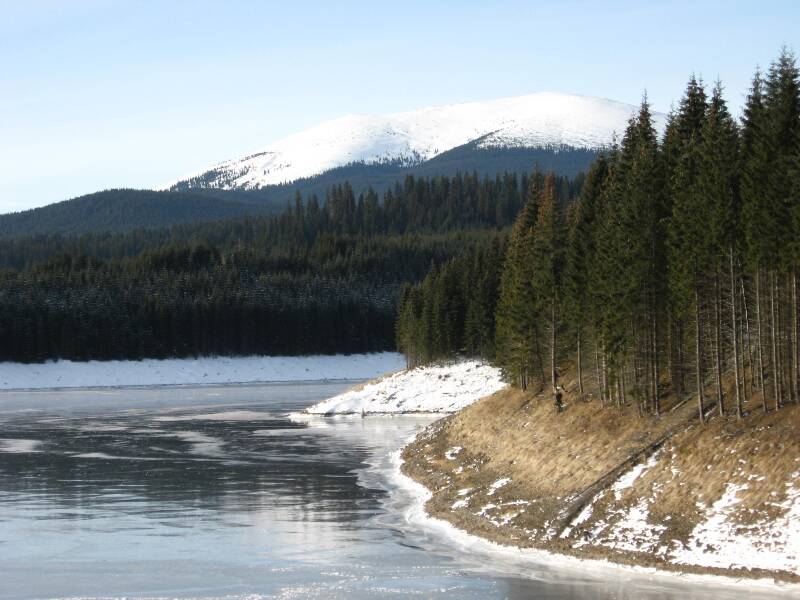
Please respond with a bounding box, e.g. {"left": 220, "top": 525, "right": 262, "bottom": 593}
{"left": 0, "top": 439, "right": 42, "bottom": 453}
{"left": 0, "top": 353, "right": 405, "bottom": 390}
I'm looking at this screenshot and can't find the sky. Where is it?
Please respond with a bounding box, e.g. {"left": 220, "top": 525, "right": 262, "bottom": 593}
{"left": 1, "top": 0, "right": 798, "bottom": 214}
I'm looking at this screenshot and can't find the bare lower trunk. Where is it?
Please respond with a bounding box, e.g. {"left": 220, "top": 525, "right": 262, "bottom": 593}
{"left": 713, "top": 272, "right": 724, "bottom": 416}
{"left": 577, "top": 327, "right": 584, "bottom": 400}
{"left": 756, "top": 268, "right": 768, "bottom": 413}
{"left": 730, "top": 248, "right": 743, "bottom": 419}
{"left": 652, "top": 310, "right": 660, "bottom": 416}
{"left": 601, "top": 339, "right": 609, "bottom": 404}
{"left": 593, "top": 334, "right": 602, "bottom": 403}
{"left": 677, "top": 320, "right": 685, "bottom": 397}
{"left": 532, "top": 325, "right": 545, "bottom": 387}
{"left": 631, "top": 321, "right": 642, "bottom": 410}
{"left": 620, "top": 368, "right": 627, "bottom": 407}
{"left": 695, "top": 287, "right": 705, "bottom": 424}
{"left": 794, "top": 270, "right": 799, "bottom": 404}
{"left": 782, "top": 273, "right": 795, "bottom": 404}
{"left": 550, "top": 297, "right": 557, "bottom": 407}
{"left": 769, "top": 271, "right": 781, "bottom": 409}
{"left": 740, "top": 276, "right": 754, "bottom": 400}
{"left": 666, "top": 314, "right": 674, "bottom": 393}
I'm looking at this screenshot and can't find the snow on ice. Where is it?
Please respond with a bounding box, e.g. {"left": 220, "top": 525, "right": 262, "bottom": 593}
{"left": 0, "top": 352, "right": 405, "bottom": 390}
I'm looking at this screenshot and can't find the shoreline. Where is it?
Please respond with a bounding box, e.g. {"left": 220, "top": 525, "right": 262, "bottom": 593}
{"left": 0, "top": 377, "right": 371, "bottom": 395}
{"left": 392, "top": 428, "right": 800, "bottom": 594}
{"left": 290, "top": 359, "right": 800, "bottom": 589}
{"left": 0, "top": 353, "right": 405, "bottom": 391}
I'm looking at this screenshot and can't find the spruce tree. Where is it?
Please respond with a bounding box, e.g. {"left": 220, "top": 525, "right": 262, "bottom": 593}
{"left": 741, "top": 68, "right": 771, "bottom": 411}
{"left": 531, "top": 172, "right": 566, "bottom": 408}
{"left": 699, "top": 81, "right": 741, "bottom": 417}
{"left": 564, "top": 156, "right": 609, "bottom": 400}
{"left": 763, "top": 49, "right": 800, "bottom": 406}
{"left": 495, "top": 170, "right": 543, "bottom": 389}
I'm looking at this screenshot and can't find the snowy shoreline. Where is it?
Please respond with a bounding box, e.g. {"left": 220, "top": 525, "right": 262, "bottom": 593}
{"left": 300, "top": 360, "right": 800, "bottom": 590}
{"left": 0, "top": 353, "right": 405, "bottom": 391}
{"left": 389, "top": 440, "right": 800, "bottom": 594}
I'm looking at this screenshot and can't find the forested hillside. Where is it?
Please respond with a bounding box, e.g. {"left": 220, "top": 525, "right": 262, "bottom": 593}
{"left": 0, "top": 189, "right": 287, "bottom": 239}
{"left": 0, "top": 173, "right": 579, "bottom": 362}
{"left": 0, "top": 147, "right": 596, "bottom": 240}
{"left": 398, "top": 50, "right": 800, "bottom": 422}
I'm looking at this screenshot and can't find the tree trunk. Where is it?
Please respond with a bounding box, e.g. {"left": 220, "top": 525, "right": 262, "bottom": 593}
{"left": 793, "top": 270, "right": 799, "bottom": 404}
{"left": 550, "top": 296, "right": 557, "bottom": 407}
{"left": 593, "top": 333, "right": 602, "bottom": 403}
{"left": 730, "top": 248, "right": 743, "bottom": 419}
{"left": 695, "top": 286, "right": 705, "bottom": 424}
{"left": 632, "top": 320, "right": 643, "bottom": 411}
{"left": 652, "top": 309, "right": 660, "bottom": 416}
{"left": 666, "top": 313, "right": 674, "bottom": 392}
{"left": 755, "top": 267, "right": 768, "bottom": 413}
{"left": 769, "top": 270, "right": 782, "bottom": 409}
{"left": 620, "top": 368, "right": 628, "bottom": 407}
{"left": 601, "top": 337, "right": 609, "bottom": 405}
{"left": 577, "top": 327, "right": 584, "bottom": 400}
{"left": 740, "top": 276, "right": 754, "bottom": 400}
{"left": 785, "top": 272, "right": 797, "bottom": 404}
{"left": 781, "top": 273, "right": 793, "bottom": 404}
{"left": 677, "top": 319, "right": 686, "bottom": 398}
{"left": 713, "top": 271, "right": 724, "bottom": 416}
{"left": 534, "top": 324, "right": 545, "bottom": 388}
{"left": 714, "top": 269, "right": 725, "bottom": 417}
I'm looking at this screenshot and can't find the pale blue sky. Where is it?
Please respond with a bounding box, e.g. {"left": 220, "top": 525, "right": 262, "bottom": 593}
{"left": 1, "top": 0, "right": 798, "bottom": 213}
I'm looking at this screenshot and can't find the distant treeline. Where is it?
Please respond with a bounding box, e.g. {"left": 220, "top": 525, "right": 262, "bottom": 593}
{"left": 0, "top": 172, "right": 579, "bottom": 362}
{"left": 398, "top": 50, "right": 800, "bottom": 422}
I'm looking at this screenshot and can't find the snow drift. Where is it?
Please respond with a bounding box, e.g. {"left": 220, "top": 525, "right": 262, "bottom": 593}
{"left": 302, "top": 360, "right": 506, "bottom": 415}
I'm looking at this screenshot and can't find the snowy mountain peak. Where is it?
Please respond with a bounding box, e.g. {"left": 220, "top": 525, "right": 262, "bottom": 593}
{"left": 165, "top": 92, "right": 666, "bottom": 191}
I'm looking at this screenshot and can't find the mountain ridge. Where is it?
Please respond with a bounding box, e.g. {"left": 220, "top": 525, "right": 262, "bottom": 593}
{"left": 165, "top": 91, "right": 667, "bottom": 192}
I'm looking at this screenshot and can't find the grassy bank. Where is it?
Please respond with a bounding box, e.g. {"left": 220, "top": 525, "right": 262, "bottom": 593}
{"left": 401, "top": 370, "right": 800, "bottom": 583}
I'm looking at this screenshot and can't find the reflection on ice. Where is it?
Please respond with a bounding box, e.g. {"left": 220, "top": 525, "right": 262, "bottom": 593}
{"left": 0, "top": 438, "right": 41, "bottom": 453}
{"left": 171, "top": 431, "right": 226, "bottom": 457}
{"left": 153, "top": 410, "right": 277, "bottom": 422}
{"left": 0, "top": 381, "right": 792, "bottom": 599}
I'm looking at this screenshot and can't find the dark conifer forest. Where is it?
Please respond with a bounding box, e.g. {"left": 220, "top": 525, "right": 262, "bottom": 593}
{"left": 0, "top": 173, "right": 579, "bottom": 362}
{"left": 397, "top": 50, "right": 800, "bottom": 421}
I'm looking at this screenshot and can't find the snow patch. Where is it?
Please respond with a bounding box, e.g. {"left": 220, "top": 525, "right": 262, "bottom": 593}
{"left": 487, "top": 478, "right": 511, "bottom": 496}
{"left": 445, "top": 446, "right": 463, "bottom": 460}
{"left": 603, "top": 497, "right": 667, "bottom": 554}
{"left": 303, "top": 360, "right": 505, "bottom": 415}
{"left": 671, "top": 479, "right": 800, "bottom": 574}
{"left": 612, "top": 450, "right": 662, "bottom": 500}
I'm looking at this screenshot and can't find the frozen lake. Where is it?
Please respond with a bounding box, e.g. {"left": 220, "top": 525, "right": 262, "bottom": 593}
{"left": 0, "top": 381, "right": 788, "bottom": 599}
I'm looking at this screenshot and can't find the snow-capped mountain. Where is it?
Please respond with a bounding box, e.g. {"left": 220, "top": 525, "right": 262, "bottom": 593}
{"left": 165, "top": 92, "right": 666, "bottom": 191}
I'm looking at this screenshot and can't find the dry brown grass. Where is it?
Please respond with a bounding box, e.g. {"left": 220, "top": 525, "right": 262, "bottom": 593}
{"left": 401, "top": 365, "right": 800, "bottom": 581}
